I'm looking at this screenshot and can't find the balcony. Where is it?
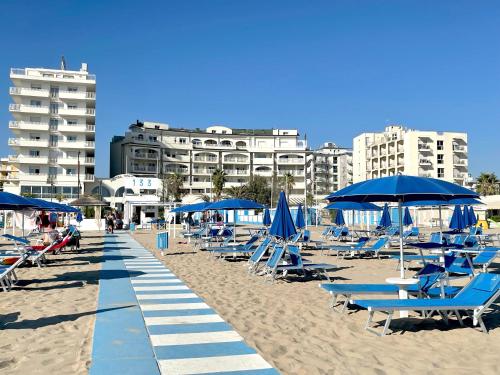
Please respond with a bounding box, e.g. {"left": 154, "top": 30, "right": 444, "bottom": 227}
{"left": 58, "top": 90, "right": 96, "bottom": 100}
{"left": 86, "top": 124, "right": 95, "bottom": 132}
{"left": 57, "top": 124, "right": 91, "bottom": 132}
{"left": 9, "top": 87, "right": 49, "bottom": 97}
{"left": 58, "top": 107, "right": 95, "bottom": 116}
{"left": 132, "top": 152, "right": 158, "bottom": 160}
{"left": 277, "top": 158, "right": 305, "bottom": 164}
{"left": 85, "top": 141, "right": 95, "bottom": 148}
{"left": 192, "top": 168, "right": 214, "bottom": 175}
{"left": 223, "top": 157, "right": 248, "bottom": 163}
{"left": 453, "top": 159, "right": 468, "bottom": 167}
{"left": 453, "top": 145, "right": 468, "bottom": 153}
{"left": 9, "top": 104, "right": 50, "bottom": 114}
{"left": 253, "top": 157, "right": 273, "bottom": 165}
{"left": 278, "top": 170, "right": 304, "bottom": 176}
{"left": 193, "top": 157, "right": 218, "bottom": 163}
{"left": 84, "top": 174, "right": 95, "bottom": 181}
{"left": 85, "top": 157, "right": 95, "bottom": 164}
{"left": 164, "top": 155, "right": 190, "bottom": 162}
{"left": 8, "top": 155, "right": 18, "bottom": 162}
{"left": 17, "top": 156, "right": 49, "bottom": 164}
{"left": 8, "top": 138, "right": 48, "bottom": 147}
{"left": 10, "top": 68, "right": 96, "bottom": 83}
{"left": 418, "top": 143, "right": 432, "bottom": 152}
{"left": 9, "top": 121, "right": 49, "bottom": 131}
{"left": 225, "top": 169, "right": 249, "bottom": 176}
{"left": 419, "top": 159, "right": 432, "bottom": 166}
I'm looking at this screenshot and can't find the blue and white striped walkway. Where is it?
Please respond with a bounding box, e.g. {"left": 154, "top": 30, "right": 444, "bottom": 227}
{"left": 92, "top": 232, "right": 278, "bottom": 375}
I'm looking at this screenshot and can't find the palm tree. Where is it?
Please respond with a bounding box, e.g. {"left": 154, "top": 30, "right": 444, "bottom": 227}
{"left": 476, "top": 172, "right": 500, "bottom": 196}
{"left": 166, "top": 172, "right": 185, "bottom": 201}
{"left": 279, "top": 172, "right": 295, "bottom": 201}
{"left": 224, "top": 185, "right": 247, "bottom": 199}
{"left": 212, "top": 168, "right": 226, "bottom": 201}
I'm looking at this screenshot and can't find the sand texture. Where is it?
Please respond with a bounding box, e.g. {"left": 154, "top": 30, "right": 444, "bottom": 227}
{"left": 0, "top": 232, "right": 103, "bottom": 375}
{"left": 132, "top": 226, "right": 500, "bottom": 375}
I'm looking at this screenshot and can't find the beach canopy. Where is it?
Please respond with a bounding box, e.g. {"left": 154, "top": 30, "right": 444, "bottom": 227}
{"left": 449, "top": 205, "right": 465, "bottom": 231}
{"left": 326, "top": 175, "right": 479, "bottom": 203}
{"left": 205, "top": 199, "right": 264, "bottom": 211}
{"left": 463, "top": 206, "right": 471, "bottom": 228}
{"left": 69, "top": 195, "right": 108, "bottom": 207}
{"left": 263, "top": 207, "right": 271, "bottom": 226}
{"left": 269, "top": 191, "right": 297, "bottom": 240}
{"left": 379, "top": 203, "right": 392, "bottom": 227}
{"left": 468, "top": 206, "right": 477, "bottom": 226}
{"left": 170, "top": 202, "right": 210, "bottom": 213}
{"left": 324, "top": 201, "right": 382, "bottom": 211}
{"left": 402, "top": 198, "right": 483, "bottom": 207}
{"left": 26, "top": 198, "right": 80, "bottom": 213}
{"left": 0, "top": 192, "right": 37, "bottom": 210}
{"left": 334, "top": 209, "right": 345, "bottom": 226}
{"left": 325, "top": 175, "right": 478, "bottom": 278}
{"left": 403, "top": 207, "right": 413, "bottom": 226}
{"left": 295, "top": 204, "right": 305, "bottom": 229}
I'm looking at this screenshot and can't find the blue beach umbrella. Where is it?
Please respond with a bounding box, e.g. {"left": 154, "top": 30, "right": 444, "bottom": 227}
{"left": 205, "top": 199, "right": 264, "bottom": 211}
{"left": 379, "top": 203, "right": 392, "bottom": 228}
{"left": 403, "top": 207, "right": 413, "bottom": 227}
{"left": 171, "top": 202, "right": 210, "bottom": 213}
{"left": 295, "top": 204, "right": 305, "bottom": 229}
{"left": 334, "top": 209, "right": 345, "bottom": 226}
{"left": 325, "top": 202, "right": 382, "bottom": 211}
{"left": 325, "top": 175, "right": 478, "bottom": 278}
{"left": 468, "top": 206, "right": 477, "bottom": 226}
{"left": 263, "top": 207, "right": 271, "bottom": 226}
{"left": 269, "top": 191, "right": 297, "bottom": 241}
{"left": 463, "top": 206, "right": 470, "bottom": 228}
{"left": 0, "top": 192, "right": 37, "bottom": 210}
{"left": 449, "top": 205, "right": 465, "bottom": 231}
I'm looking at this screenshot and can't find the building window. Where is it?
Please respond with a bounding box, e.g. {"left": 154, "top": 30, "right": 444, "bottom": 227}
{"left": 31, "top": 84, "right": 42, "bottom": 90}
{"left": 30, "top": 100, "right": 41, "bottom": 107}
{"left": 437, "top": 140, "right": 444, "bottom": 151}
{"left": 29, "top": 167, "right": 40, "bottom": 175}
{"left": 67, "top": 136, "right": 77, "bottom": 142}
{"left": 43, "top": 73, "right": 54, "bottom": 78}
{"left": 29, "top": 150, "right": 40, "bottom": 157}
{"left": 179, "top": 138, "right": 187, "bottom": 144}
{"left": 438, "top": 168, "right": 444, "bottom": 178}
{"left": 68, "top": 87, "right": 78, "bottom": 92}
{"left": 437, "top": 154, "right": 444, "bottom": 164}
{"left": 67, "top": 120, "right": 78, "bottom": 125}
{"left": 29, "top": 133, "right": 41, "bottom": 140}
{"left": 66, "top": 168, "right": 76, "bottom": 175}
{"left": 68, "top": 104, "right": 77, "bottom": 109}
{"left": 30, "top": 116, "right": 41, "bottom": 123}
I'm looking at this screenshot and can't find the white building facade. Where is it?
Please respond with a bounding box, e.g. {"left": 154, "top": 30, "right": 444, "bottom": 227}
{"left": 353, "top": 125, "right": 468, "bottom": 185}
{"left": 110, "top": 121, "right": 309, "bottom": 201}
{"left": 5, "top": 63, "right": 96, "bottom": 199}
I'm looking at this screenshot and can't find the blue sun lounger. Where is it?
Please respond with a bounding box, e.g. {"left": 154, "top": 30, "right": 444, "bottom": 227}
{"left": 319, "top": 264, "right": 461, "bottom": 312}
{"left": 351, "top": 273, "right": 500, "bottom": 336}
{"left": 315, "top": 237, "right": 370, "bottom": 258}
{"left": 247, "top": 238, "right": 275, "bottom": 274}
{"left": 208, "top": 234, "right": 260, "bottom": 258}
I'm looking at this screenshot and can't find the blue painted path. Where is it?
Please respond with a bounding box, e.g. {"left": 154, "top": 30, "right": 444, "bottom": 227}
{"left": 90, "top": 232, "right": 278, "bottom": 375}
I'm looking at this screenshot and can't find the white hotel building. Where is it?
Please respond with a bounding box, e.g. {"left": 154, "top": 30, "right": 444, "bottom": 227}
{"left": 5, "top": 63, "right": 96, "bottom": 199}
{"left": 353, "top": 125, "right": 468, "bottom": 185}
{"left": 109, "top": 121, "right": 352, "bottom": 202}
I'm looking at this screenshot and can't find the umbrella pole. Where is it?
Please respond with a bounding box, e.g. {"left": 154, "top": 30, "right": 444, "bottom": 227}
{"left": 398, "top": 200, "right": 404, "bottom": 278}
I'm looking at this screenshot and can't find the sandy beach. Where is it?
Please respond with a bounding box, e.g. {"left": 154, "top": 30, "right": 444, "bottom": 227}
{"left": 0, "top": 232, "right": 103, "bottom": 375}
{"left": 132, "top": 226, "right": 500, "bottom": 375}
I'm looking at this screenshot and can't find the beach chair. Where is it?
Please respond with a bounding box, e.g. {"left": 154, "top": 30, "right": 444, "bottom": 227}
{"left": 319, "top": 263, "right": 460, "bottom": 313}
{"left": 445, "top": 250, "right": 498, "bottom": 276}
{"left": 247, "top": 239, "right": 275, "bottom": 274}
{"left": 320, "top": 226, "right": 334, "bottom": 240}
{"left": 208, "top": 235, "right": 261, "bottom": 258}
{"left": 0, "top": 252, "right": 29, "bottom": 291}
{"left": 351, "top": 273, "right": 500, "bottom": 335}
{"left": 315, "top": 237, "right": 370, "bottom": 258}
{"left": 357, "top": 236, "right": 390, "bottom": 258}
{"left": 329, "top": 226, "right": 349, "bottom": 241}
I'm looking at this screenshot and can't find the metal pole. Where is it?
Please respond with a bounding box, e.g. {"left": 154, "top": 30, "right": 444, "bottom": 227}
{"left": 398, "top": 200, "right": 405, "bottom": 278}
{"left": 77, "top": 151, "right": 81, "bottom": 199}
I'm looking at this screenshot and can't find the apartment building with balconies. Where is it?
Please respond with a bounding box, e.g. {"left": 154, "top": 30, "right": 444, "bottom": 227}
{"left": 5, "top": 62, "right": 96, "bottom": 199}
{"left": 353, "top": 125, "right": 468, "bottom": 185}
{"left": 110, "top": 121, "right": 310, "bottom": 201}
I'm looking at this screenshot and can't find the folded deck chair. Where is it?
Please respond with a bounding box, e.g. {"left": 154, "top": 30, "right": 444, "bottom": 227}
{"left": 351, "top": 273, "right": 500, "bottom": 336}
{"left": 247, "top": 239, "right": 275, "bottom": 274}
{"left": 208, "top": 235, "right": 261, "bottom": 258}
{"left": 320, "top": 226, "right": 334, "bottom": 240}
{"left": 0, "top": 252, "right": 29, "bottom": 292}
{"left": 320, "top": 263, "right": 461, "bottom": 313}
{"left": 357, "top": 236, "right": 390, "bottom": 258}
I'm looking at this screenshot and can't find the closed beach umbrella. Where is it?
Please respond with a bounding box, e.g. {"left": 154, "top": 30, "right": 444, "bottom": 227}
{"left": 263, "top": 207, "right": 271, "bottom": 226}
{"left": 468, "top": 206, "right": 477, "bottom": 226}
{"left": 334, "top": 209, "right": 345, "bottom": 226}
{"left": 379, "top": 203, "right": 392, "bottom": 228}
{"left": 326, "top": 175, "right": 478, "bottom": 278}
{"left": 403, "top": 207, "right": 413, "bottom": 227}
{"left": 269, "top": 191, "right": 297, "bottom": 241}
{"left": 463, "top": 206, "right": 470, "bottom": 228}
{"left": 449, "top": 205, "right": 465, "bottom": 231}
{"left": 295, "top": 204, "right": 305, "bottom": 229}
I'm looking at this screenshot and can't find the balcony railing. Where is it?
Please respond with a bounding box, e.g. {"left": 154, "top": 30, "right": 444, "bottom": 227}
{"left": 10, "top": 68, "right": 96, "bottom": 82}
{"left": 85, "top": 141, "right": 95, "bottom": 148}
{"left": 85, "top": 157, "right": 95, "bottom": 164}
{"left": 419, "top": 159, "right": 432, "bottom": 165}
{"left": 86, "top": 125, "right": 95, "bottom": 131}
{"left": 9, "top": 104, "right": 50, "bottom": 114}
{"left": 453, "top": 145, "right": 467, "bottom": 152}
{"left": 85, "top": 174, "right": 95, "bottom": 181}
{"left": 10, "top": 87, "right": 50, "bottom": 97}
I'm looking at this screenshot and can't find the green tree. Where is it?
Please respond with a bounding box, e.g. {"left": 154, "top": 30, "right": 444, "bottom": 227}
{"left": 224, "top": 185, "right": 248, "bottom": 199}
{"left": 212, "top": 168, "right": 226, "bottom": 201}
{"left": 278, "top": 172, "right": 295, "bottom": 201}
{"left": 476, "top": 173, "right": 500, "bottom": 196}
{"left": 21, "top": 192, "right": 36, "bottom": 198}
{"left": 166, "top": 172, "right": 185, "bottom": 201}
{"left": 245, "top": 176, "right": 271, "bottom": 206}
{"left": 54, "top": 193, "right": 65, "bottom": 202}
{"left": 201, "top": 194, "right": 211, "bottom": 202}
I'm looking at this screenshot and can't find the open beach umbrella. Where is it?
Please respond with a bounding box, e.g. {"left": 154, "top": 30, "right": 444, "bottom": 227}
{"left": 326, "top": 175, "right": 478, "bottom": 278}
{"left": 468, "top": 206, "right": 477, "bottom": 226}
{"left": 403, "top": 207, "right": 413, "bottom": 227}
{"left": 463, "top": 206, "right": 471, "bottom": 228}
{"left": 295, "top": 204, "right": 305, "bottom": 230}
{"left": 263, "top": 207, "right": 271, "bottom": 226}
{"left": 379, "top": 203, "right": 392, "bottom": 228}
{"left": 334, "top": 209, "right": 345, "bottom": 226}
{"left": 171, "top": 201, "right": 210, "bottom": 213}
{"left": 325, "top": 201, "right": 382, "bottom": 232}
{"left": 449, "top": 205, "right": 465, "bottom": 232}
{"left": 269, "top": 191, "right": 297, "bottom": 241}
{"left": 0, "top": 192, "right": 37, "bottom": 210}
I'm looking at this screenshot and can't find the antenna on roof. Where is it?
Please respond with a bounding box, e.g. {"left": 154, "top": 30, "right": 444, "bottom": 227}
{"left": 60, "top": 55, "right": 67, "bottom": 70}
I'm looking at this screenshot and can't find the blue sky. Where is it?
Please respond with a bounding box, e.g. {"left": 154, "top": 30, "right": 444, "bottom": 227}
{"left": 0, "top": 0, "right": 499, "bottom": 178}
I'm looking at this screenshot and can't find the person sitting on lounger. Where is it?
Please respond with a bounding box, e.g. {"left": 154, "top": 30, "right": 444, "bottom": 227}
{"left": 43, "top": 223, "right": 60, "bottom": 246}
